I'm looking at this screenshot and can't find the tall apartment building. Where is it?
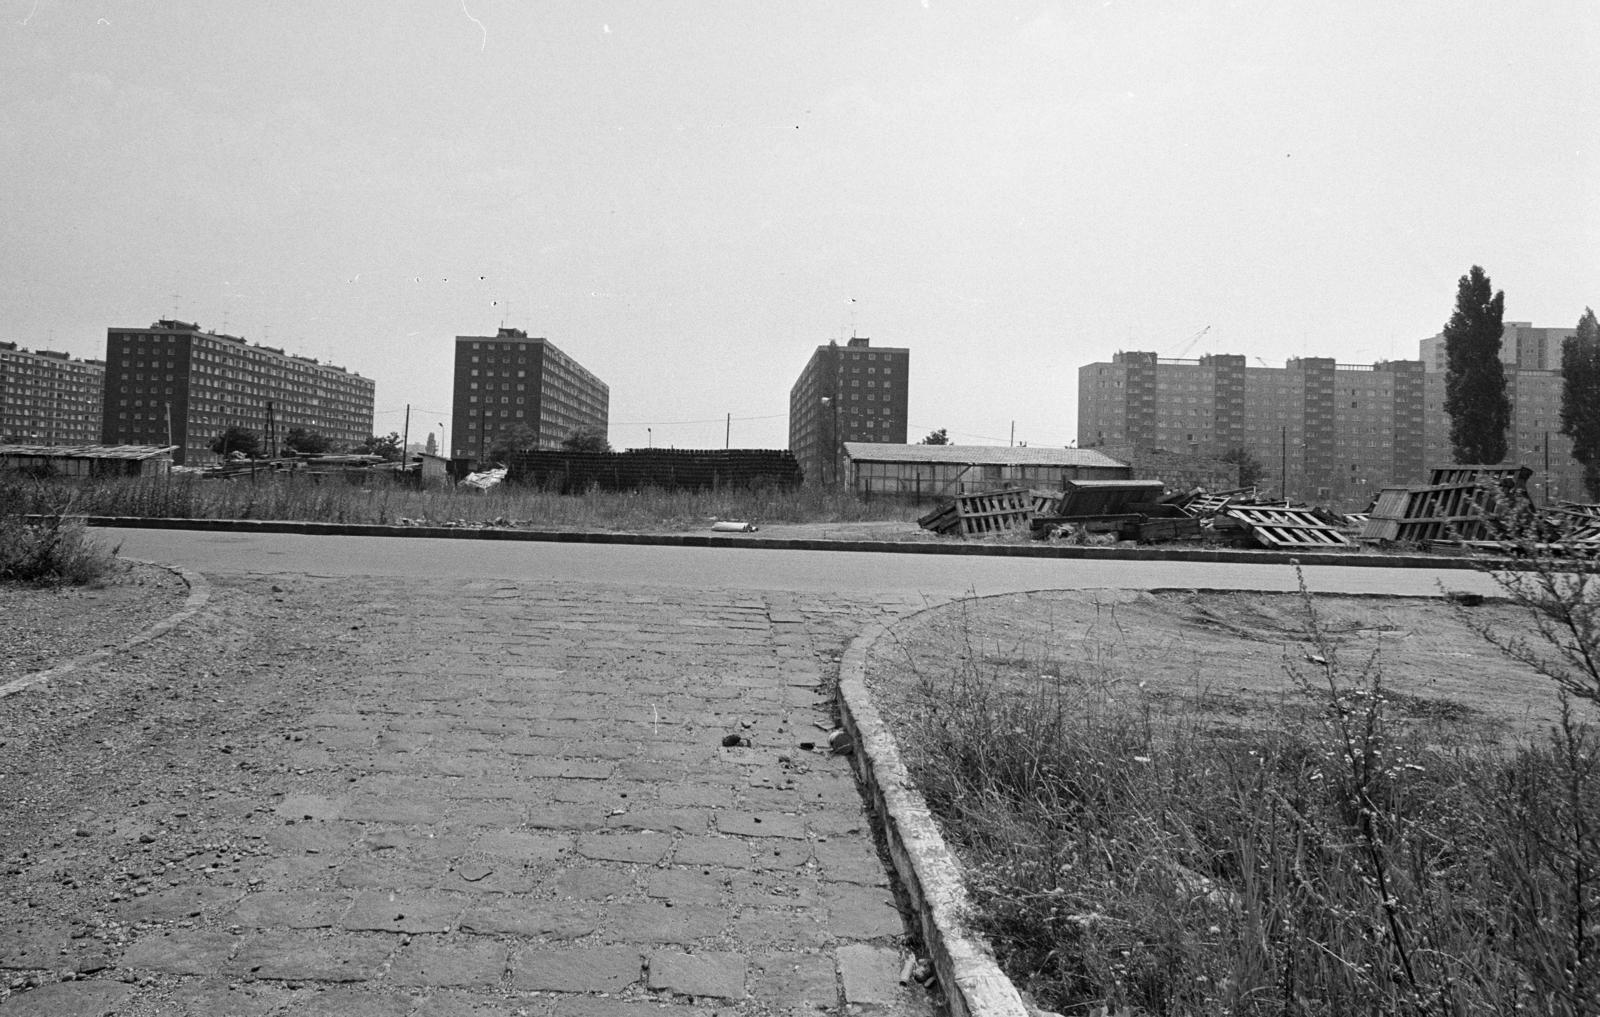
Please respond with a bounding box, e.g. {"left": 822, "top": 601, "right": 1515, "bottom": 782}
{"left": 788, "top": 336, "right": 910, "bottom": 485}
{"left": 450, "top": 328, "right": 609, "bottom": 461}
{"left": 1079, "top": 320, "right": 1587, "bottom": 506}
{"left": 0, "top": 343, "right": 105, "bottom": 445}
{"left": 101, "top": 320, "right": 375, "bottom": 465}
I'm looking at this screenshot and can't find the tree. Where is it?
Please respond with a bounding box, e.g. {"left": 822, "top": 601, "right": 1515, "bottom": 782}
{"left": 919, "top": 428, "right": 950, "bottom": 445}
{"left": 486, "top": 424, "right": 540, "bottom": 464}
{"left": 424, "top": 432, "right": 438, "bottom": 456}
{"left": 561, "top": 426, "right": 612, "bottom": 454}
{"left": 1442, "top": 265, "right": 1510, "bottom": 465}
{"left": 1560, "top": 308, "right": 1600, "bottom": 501}
{"left": 1219, "top": 446, "right": 1265, "bottom": 489}
{"left": 283, "top": 428, "right": 333, "bottom": 455}
{"left": 351, "top": 432, "right": 402, "bottom": 462}
{"left": 207, "top": 426, "right": 261, "bottom": 459}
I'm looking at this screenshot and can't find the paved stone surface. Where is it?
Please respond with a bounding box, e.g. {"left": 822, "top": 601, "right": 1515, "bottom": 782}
{"left": 838, "top": 943, "right": 912, "bottom": 1006}
{"left": 647, "top": 948, "right": 747, "bottom": 1000}
{"left": 0, "top": 574, "right": 936, "bottom": 1015}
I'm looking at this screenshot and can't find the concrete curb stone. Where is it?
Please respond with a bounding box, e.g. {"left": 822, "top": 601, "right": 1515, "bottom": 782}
{"left": 837, "top": 610, "right": 1033, "bottom": 1017}
{"left": 73, "top": 514, "right": 1481, "bottom": 570}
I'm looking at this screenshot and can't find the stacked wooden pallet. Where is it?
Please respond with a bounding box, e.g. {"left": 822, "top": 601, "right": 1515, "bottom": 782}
{"left": 917, "top": 486, "right": 1040, "bottom": 537}
{"left": 1360, "top": 465, "right": 1533, "bottom": 544}
{"left": 1222, "top": 505, "right": 1353, "bottom": 548}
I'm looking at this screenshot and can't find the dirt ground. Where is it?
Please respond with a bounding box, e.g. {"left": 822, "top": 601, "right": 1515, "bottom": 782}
{"left": 0, "top": 562, "right": 388, "bottom": 1011}
{"left": 0, "top": 561, "right": 191, "bottom": 685}
{"left": 866, "top": 588, "right": 1581, "bottom": 751}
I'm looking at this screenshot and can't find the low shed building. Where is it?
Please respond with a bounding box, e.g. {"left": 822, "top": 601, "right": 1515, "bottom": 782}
{"left": 0, "top": 444, "right": 176, "bottom": 478}
{"left": 844, "top": 443, "right": 1131, "bottom": 500}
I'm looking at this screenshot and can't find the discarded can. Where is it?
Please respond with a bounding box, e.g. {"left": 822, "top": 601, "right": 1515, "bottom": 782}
{"left": 827, "top": 729, "right": 853, "bottom": 754}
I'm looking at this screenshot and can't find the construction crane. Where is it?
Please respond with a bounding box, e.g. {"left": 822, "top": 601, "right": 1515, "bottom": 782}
{"left": 1164, "top": 325, "right": 1211, "bottom": 359}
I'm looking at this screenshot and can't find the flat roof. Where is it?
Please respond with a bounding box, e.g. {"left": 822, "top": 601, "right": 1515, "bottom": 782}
{"left": 843, "top": 443, "right": 1127, "bottom": 468}
{"left": 0, "top": 444, "right": 177, "bottom": 460}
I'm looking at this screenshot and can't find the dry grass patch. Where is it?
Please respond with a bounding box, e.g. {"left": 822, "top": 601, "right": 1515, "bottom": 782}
{"left": 868, "top": 585, "right": 1600, "bottom": 1016}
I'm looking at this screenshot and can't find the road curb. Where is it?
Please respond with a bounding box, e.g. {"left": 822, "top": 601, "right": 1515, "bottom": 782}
{"left": 837, "top": 607, "right": 1032, "bottom": 1017}
{"left": 72, "top": 515, "right": 1488, "bottom": 570}
{"left": 0, "top": 560, "right": 211, "bottom": 700}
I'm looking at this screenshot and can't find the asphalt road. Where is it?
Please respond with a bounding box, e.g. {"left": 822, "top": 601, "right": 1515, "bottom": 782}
{"left": 105, "top": 527, "right": 1501, "bottom": 600}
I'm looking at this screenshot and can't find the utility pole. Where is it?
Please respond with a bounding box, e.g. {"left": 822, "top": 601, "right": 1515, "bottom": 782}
{"left": 401, "top": 404, "right": 410, "bottom": 470}
{"left": 1544, "top": 431, "right": 1551, "bottom": 503}
{"left": 725, "top": 413, "right": 731, "bottom": 450}
{"left": 1281, "top": 425, "right": 1288, "bottom": 500}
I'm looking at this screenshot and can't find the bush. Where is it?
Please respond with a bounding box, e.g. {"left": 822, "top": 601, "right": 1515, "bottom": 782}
{"left": 0, "top": 512, "right": 122, "bottom": 586}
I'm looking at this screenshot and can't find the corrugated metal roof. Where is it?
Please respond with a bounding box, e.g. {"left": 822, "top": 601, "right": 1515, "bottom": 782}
{"left": 843, "top": 443, "right": 1127, "bottom": 468}
{"left": 0, "top": 444, "right": 177, "bottom": 460}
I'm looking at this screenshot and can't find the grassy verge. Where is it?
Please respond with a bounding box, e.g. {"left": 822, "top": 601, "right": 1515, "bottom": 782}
{"left": 886, "top": 586, "right": 1600, "bottom": 1016}
{"left": 0, "top": 473, "right": 920, "bottom": 531}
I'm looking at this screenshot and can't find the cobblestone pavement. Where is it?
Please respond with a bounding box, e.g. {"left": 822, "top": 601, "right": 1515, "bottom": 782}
{"left": 0, "top": 572, "right": 939, "bottom": 1017}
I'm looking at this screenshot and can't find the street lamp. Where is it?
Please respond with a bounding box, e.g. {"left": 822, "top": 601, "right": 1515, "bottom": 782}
{"left": 647, "top": 427, "right": 652, "bottom": 449}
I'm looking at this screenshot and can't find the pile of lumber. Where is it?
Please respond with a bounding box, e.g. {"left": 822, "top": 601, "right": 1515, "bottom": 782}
{"left": 917, "top": 480, "right": 1371, "bottom": 550}
{"left": 918, "top": 480, "right": 1207, "bottom": 544}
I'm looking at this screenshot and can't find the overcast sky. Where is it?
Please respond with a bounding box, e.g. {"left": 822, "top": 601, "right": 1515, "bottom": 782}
{"left": 4, "top": 1, "right": 1595, "bottom": 450}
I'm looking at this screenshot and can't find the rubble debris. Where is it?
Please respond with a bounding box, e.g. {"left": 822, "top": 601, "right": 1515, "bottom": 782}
{"left": 461, "top": 467, "right": 507, "bottom": 492}
{"left": 1548, "top": 502, "right": 1600, "bottom": 544}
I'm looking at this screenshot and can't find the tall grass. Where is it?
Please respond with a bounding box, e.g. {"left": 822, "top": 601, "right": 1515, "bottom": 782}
{"left": 893, "top": 587, "right": 1600, "bottom": 1016}
{"left": 0, "top": 473, "right": 919, "bottom": 530}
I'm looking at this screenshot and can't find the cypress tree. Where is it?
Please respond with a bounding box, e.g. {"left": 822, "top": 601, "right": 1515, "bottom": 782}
{"left": 1560, "top": 308, "right": 1600, "bottom": 501}
{"left": 1442, "top": 265, "right": 1510, "bottom": 464}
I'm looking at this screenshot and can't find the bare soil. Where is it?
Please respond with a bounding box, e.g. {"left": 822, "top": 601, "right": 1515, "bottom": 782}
{"left": 867, "top": 588, "right": 1578, "bottom": 750}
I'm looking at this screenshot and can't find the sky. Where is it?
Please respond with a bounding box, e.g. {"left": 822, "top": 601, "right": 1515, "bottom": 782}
{"left": 3, "top": 1, "right": 1596, "bottom": 451}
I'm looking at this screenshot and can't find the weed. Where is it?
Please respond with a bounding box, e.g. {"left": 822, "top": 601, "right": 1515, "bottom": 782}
{"left": 0, "top": 504, "right": 122, "bottom": 587}
{"left": 886, "top": 580, "right": 1600, "bottom": 1015}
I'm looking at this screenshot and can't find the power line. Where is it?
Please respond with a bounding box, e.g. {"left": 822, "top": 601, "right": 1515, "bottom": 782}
{"left": 610, "top": 412, "right": 788, "bottom": 426}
